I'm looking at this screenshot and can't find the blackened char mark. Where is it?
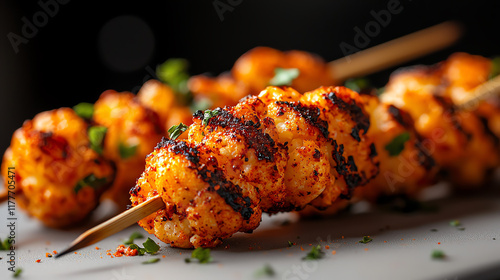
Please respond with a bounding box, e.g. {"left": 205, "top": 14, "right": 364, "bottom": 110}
{"left": 326, "top": 92, "right": 370, "bottom": 142}
{"left": 432, "top": 95, "right": 472, "bottom": 141}
{"left": 331, "top": 140, "right": 363, "bottom": 198}
{"left": 387, "top": 105, "right": 409, "bottom": 128}
{"left": 39, "top": 132, "right": 69, "bottom": 159}
{"left": 369, "top": 143, "right": 378, "bottom": 158}
{"left": 195, "top": 109, "right": 278, "bottom": 162}
{"left": 274, "top": 101, "right": 330, "bottom": 139}
{"left": 197, "top": 165, "right": 253, "bottom": 220}
{"left": 159, "top": 138, "right": 201, "bottom": 165}
{"left": 479, "top": 116, "right": 499, "bottom": 146}
{"left": 162, "top": 140, "right": 253, "bottom": 220}
{"left": 414, "top": 141, "right": 436, "bottom": 171}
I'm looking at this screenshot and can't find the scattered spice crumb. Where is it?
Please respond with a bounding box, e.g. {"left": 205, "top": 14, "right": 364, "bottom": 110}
{"left": 300, "top": 246, "right": 304, "bottom": 251}
{"left": 325, "top": 245, "right": 330, "bottom": 249}
{"left": 364, "top": 248, "right": 369, "bottom": 251}
{"left": 401, "top": 239, "right": 404, "bottom": 241}
{"left": 412, "top": 239, "right": 415, "bottom": 241}
{"left": 331, "top": 250, "right": 336, "bottom": 255}
{"left": 95, "top": 247, "right": 100, "bottom": 250}
{"left": 162, "top": 255, "right": 166, "bottom": 258}
{"left": 384, "top": 241, "right": 387, "bottom": 243}
{"left": 35, "top": 259, "right": 41, "bottom": 263}
{"left": 179, "top": 252, "right": 182, "bottom": 255}
{"left": 74, "top": 252, "right": 77, "bottom": 254}
{"left": 438, "top": 242, "right": 441, "bottom": 245}
{"left": 45, "top": 253, "right": 52, "bottom": 258}
{"left": 341, "top": 236, "right": 344, "bottom": 239}
{"left": 53, "top": 250, "right": 58, "bottom": 254}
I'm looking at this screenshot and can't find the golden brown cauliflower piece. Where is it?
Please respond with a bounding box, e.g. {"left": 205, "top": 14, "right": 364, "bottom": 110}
{"left": 131, "top": 86, "right": 379, "bottom": 247}
{"left": 129, "top": 140, "right": 262, "bottom": 248}
{"left": 137, "top": 79, "right": 193, "bottom": 135}
{"left": 381, "top": 61, "right": 499, "bottom": 187}
{"left": 232, "top": 47, "right": 334, "bottom": 94}
{"left": 93, "top": 90, "right": 164, "bottom": 206}
{"left": 1, "top": 108, "right": 115, "bottom": 228}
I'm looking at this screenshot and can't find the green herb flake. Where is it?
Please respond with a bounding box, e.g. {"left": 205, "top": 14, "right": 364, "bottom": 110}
{"left": 254, "top": 264, "right": 275, "bottom": 278}
{"left": 168, "top": 123, "right": 189, "bottom": 140}
{"left": 344, "top": 78, "right": 371, "bottom": 93}
{"left": 288, "top": 241, "right": 294, "bottom": 247}
{"left": 0, "top": 237, "right": 12, "bottom": 250}
{"left": 489, "top": 56, "right": 500, "bottom": 79}
{"left": 185, "top": 247, "right": 213, "bottom": 264}
{"left": 202, "top": 109, "right": 221, "bottom": 127}
{"left": 123, "top": 232, "right": 144, "bottom": 245}
{"left": 385, "top": 132, "right": 410, "bottom": 156}
{"left": 156, "top": 58, "right": 193, "bottom": 105}
{"left": 128, "top": 244, "right": 146, "bottom": 256}
{"left": 13, "top": 268, "right": 22, "bottom": 278}
{"left": 88, "top": 126, "right": 107, "bottom": 155}
{"left": 74, "top": 174, "right": 109, "bottom": 194}
{"left": 142, "top": 258, "right": 160, "bottom": 264}
{"left": 142, "top": 238, "right": 160, "bottom": 254}
{"left": 302, "top": 245, "right": 324, "bottom": 260}
{"left": 118, "top": 142, "right": 138, "bottom": 159}
{"left": 269, "top": 68, "right": 300, "bottom": 86}
{"left": 359, "top": 236, "right": 373, "bottom": 244}
{"left": 431, "top": 250, "right": 445, "bottom": 259}
{"left": 73, "top": 102, "right": 94, "bottom": 120}
{"left": 449, "top": 220, "right": 461, "bottom": 227}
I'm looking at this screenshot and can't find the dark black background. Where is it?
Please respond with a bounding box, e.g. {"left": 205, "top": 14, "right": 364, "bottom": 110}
{"left": 1, "top": 0, "right": 499, "bottom": 152}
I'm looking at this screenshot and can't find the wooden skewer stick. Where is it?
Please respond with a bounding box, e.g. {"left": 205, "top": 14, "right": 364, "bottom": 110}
{"left": 456, "top": 74, "right": 500, "bottom": 110}
{"left": 329, "top": 21, "right": 462, "bottom": 83}
{"left": 56, "top": 22, "right": 467, "bottom": 258}
{"left": 55, "top": 195, "right": 165, "bottom": 258}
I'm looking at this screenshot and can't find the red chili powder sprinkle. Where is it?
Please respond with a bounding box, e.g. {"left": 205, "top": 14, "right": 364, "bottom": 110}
{"left": 53, "top": 250, "right": 58, "bottom": 254}
{"left": 36, "top": 259, "right": 41, "bottom": 263}
{"left": 300, "top": 246, "right": 304, "bottom": 251}
{"left": 438, "top": 242, "right": 441, "bottom": 245}
{"left": 325, "top": 245, "right": 330, "bottom": 249}
{"left": 95, "top": 247, "right": 100, "bottom": 250}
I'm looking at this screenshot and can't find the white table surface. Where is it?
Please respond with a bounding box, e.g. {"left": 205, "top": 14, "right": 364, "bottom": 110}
{"left": 1, "top": 181, "right": 499, "bottom": 280}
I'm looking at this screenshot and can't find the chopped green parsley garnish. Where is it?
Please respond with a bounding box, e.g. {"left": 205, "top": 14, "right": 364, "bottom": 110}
{"left": 359, "top": 236, "right": 373, "bottom": 244}
{"left": 168, "top": 123, "right": 189, "bottom": 140}
{"left": 74, "top": 174, "right": 108, "bottom": 193}
{"left": 142, "top": 258, "right": 160, "bottom": 264}
{"left": 344, "top": 78, "right": 371, "bottom": 93}
{"left": 254, "top": 264, "right": 275, "bottom": 277}
{"left": 449, "top": 220, "right": 461, "bottom": 227}
{"left": 142, "top": 238, "right": 160, "bottom": 254}
{"left": 118, "top": 142, "right": 138, "bottom": 159}
{"left": 73, "top": 102, "right": 94, "bottom": 120}
{"left": 202, "top": 109, "right": 220, "bottom": 127}
{"left": 0, "top": 237, "right": 12, "bottom": 250}
{"left": 431, "top": 250, "right": 445, "bottom": 259}
{"left": 489, "top": 56, "right": 500, "bottom": 79}
{"left": 123, "top": 232, "right": 144, "bottom": 245}
{"left": 288, "top": 241, "right": 294, "bottom": 247}
{"left": 13, "top": 268, "right": 22, "bottom": 278}
{"left": 156, "top": 58, "right": 193, "bottom": 105}
{"left": 302, "top": 245, "right": 324, "bottom": 260}
{"left": 269, "top": 68, "right": 300, "bottom": 86}
{"left": 185, "top": 247, "right": 212, "bottom": 264}
{"left": 385, "top": 132, "right": 410, "bottom": 156}
{"left": 88, "top": 126, "right": 107, "bottom": 155}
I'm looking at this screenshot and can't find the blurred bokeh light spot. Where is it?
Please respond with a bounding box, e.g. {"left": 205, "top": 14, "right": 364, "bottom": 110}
{"left": 98, "top": 15, "right": 155, "bottom": 72}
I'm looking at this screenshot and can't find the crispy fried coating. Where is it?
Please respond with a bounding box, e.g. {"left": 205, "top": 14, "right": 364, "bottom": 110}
{"left": 1, "top": 108, "right": 115, "bottom": 228}
{"left": 131, "top": 86, "right": 378, "bottom": 247}
{"left": 93, "top": 90, "right": 164, "bottom": 206}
